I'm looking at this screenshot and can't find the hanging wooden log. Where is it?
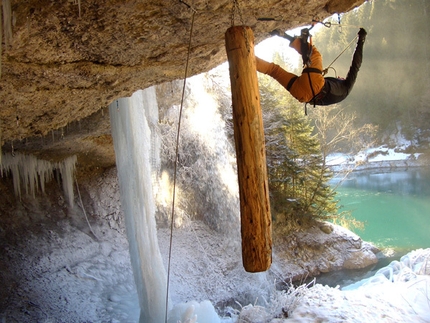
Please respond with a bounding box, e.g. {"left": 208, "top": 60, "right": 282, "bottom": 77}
{"left": 225, "top": 26, "right": 272, "bottom": 273}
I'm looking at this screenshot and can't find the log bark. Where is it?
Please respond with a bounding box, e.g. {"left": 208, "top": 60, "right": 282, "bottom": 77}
{"left": 225, "top": 26, "right": 272, "bottom": 273}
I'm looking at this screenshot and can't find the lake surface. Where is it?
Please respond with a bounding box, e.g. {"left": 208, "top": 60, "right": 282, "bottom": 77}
{"left": 315, "top": 167, "right": 430, "bottom": 288}
{"left": 332, "top": 167, "right": 430, "bottom": 252}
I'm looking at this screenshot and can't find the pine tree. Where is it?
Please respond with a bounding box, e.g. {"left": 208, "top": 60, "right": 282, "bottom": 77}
{"left": 258, "top": 61, "right": 338, "bottom": 233}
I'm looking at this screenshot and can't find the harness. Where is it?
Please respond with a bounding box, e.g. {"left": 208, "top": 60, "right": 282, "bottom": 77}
{"left": 287, "top": 67, "right": 326, "bottom": 114}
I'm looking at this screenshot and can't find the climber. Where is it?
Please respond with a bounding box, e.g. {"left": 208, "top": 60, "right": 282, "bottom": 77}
{"left": 256, "top": 27, "right": 367, "bottom": 106}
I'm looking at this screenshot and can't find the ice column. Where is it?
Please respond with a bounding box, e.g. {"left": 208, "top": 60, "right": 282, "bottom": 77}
{"left": 109, "top": 88, "right": 167, "bottom": 323}
{"left": 142, "top": 86, "right": 161, "bottom": 180}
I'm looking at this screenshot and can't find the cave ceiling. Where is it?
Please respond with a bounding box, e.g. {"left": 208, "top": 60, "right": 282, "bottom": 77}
{"left": 0, "top": 0, "right": 365, "bottom": 168}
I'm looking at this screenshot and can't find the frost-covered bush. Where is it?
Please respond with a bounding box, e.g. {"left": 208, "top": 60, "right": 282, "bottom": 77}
{"left": 156, "top": 70, "right": 239, "bottom": 234}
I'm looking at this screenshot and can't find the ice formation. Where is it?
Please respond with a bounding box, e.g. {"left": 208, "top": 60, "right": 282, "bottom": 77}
{"left": 167, "top": 300, "right": 221, "bottom": 323}
{"left": 109, "top": 87, "right": 167, "bottom": 323}
{"left": 344, "top": 248, "right": 430, "bottom": 291}
{"left": 0, "top": 152, "right": 77, "bottom": 206}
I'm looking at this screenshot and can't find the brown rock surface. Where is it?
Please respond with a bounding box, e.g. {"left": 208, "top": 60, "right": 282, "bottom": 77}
{"left": 0, "top": 0, "right": 364, "bottom": 167}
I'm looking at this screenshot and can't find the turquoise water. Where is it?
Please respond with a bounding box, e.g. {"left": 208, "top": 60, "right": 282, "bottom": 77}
{"left": 332, "top": 168, "right": 430, "bottom": 251}
{"left": 313, "top": 168, "right": 430, "bottom": 287}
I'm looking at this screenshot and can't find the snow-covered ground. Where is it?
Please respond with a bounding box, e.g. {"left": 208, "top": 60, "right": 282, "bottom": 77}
{"left": 167, "top": 141, "right": 430, "bottom": 322}
{"left": 228, "top": 248, "right": 430, "bottom": 323}
{"left": 2, "top": 132, "right": 429, "bottom": 322}
{"left": 3, "top": 190, "right": 429, "bottom": 323}
{"left": 327, "top": 144, "right": 425, "bottom": 172}
{"left": 1, "top": 185, "right": 429, "bottom": 323}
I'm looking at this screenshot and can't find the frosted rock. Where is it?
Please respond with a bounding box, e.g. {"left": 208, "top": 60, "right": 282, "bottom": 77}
{"left": 343, "top": 249, "right": 378, "bottom": 269}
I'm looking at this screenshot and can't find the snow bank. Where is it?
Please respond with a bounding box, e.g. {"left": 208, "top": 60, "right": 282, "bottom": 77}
{"left": 160, "top": 221, "right": 428, "bottom": 323}
{"left": 235, "top": 248, "right": 430, "bottom": 323}
{"left": 170, "top": 246, "right": 430, "bottom": 323}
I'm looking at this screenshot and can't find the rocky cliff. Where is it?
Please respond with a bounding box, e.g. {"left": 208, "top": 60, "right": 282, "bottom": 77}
{"left": 0, "top": 0, "right": 364, "bottom": 167}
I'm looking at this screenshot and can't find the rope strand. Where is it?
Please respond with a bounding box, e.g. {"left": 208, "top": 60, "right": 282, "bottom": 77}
{"left": 323, "top": 35, "right": 358, "bottom": 76}
{"left": 74, "top": 174, "right": 99, "bottom": 241}
{"left": 164, "top": 7, "right": 196, "bottom": 323}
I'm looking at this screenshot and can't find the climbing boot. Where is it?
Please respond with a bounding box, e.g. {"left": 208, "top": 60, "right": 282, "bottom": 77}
{"left": 300, "top": 28, "right": 310, "bottom": 41}
{"left": 301, "top": 41, "right": 312, "bottom": 66}
{"left": 290, "top": 28, "right": 312, "bottom": 66}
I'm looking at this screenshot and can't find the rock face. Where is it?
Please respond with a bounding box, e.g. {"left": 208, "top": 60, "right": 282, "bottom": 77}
{"left": 274, "top": 223, "right": 379, "bottom": 280}
{"left": 0, "top": 0, "right": 364, "bottom": 167}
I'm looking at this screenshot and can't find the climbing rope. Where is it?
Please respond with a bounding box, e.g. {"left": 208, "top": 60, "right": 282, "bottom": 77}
{"left": 312, "top": 20, "right": 364, "bottom": 31}
{"left": 165, "top": 1, "right": 196, "bottom": 322}
{"left": 164, "top": 1, "right": 248, "bottom": 319}
{"left": 74, "top": 174, "right": 99, "bottom": 241}
{"left": 322, "top": 34, "right": 358, "bottom": 76}
{"left": 257, "top": 16, "right": 361, "bottom": 29}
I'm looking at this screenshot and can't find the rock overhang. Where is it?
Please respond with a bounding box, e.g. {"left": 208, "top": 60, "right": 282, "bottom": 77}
{"left": 0, "top": 0, "right": 365, "bottom": 167}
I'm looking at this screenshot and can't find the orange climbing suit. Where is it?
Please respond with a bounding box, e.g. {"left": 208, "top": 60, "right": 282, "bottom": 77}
{"left": 256, "top": 44, "right": 325, "bottom": 103}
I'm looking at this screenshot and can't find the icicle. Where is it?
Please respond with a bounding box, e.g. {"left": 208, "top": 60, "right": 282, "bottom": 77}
{"left": 109, "top": 87, "right": 167, "bottom": 323}
{"left": 73, "top": 0, "right": 82, "bottom": 18}
{"left": 22, "top": 153, "right": 37, "bottom": 197}
{"left": 58, "top": 155, "right": 77, "bottom": 207}
{"left": 1, "top": 153, "right": 22, "bottom": 198}
{"left": 0, "top": 152, "right": 76, "bottom": 204}
{"left": 36, "top": 157, "right": 53, "bottom": 194}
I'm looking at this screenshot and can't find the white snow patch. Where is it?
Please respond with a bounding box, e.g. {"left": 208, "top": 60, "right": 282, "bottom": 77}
{"left": 327, "top": 127, "right": 427, "bottom": 171}
{"left": 235, "top": 249, "right": 430, "bottom": 323}
{"left": 327, "top": 144, "right": 423, "bottom": 172}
